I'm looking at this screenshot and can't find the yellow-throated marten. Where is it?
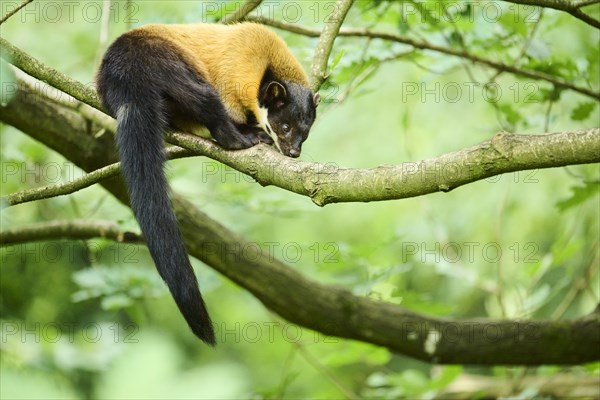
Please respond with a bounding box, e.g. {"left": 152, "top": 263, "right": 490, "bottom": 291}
{"left": 96, "top": 23, "right": 320, "bottom": 345}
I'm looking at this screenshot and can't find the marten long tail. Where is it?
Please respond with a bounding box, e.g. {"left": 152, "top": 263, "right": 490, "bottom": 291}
{"left": 95, "top": 34, "right": 253, "bottom": 345}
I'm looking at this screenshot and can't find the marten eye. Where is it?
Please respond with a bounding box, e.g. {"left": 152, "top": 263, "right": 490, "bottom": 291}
{"left": 282, "top": 124, "right": 291, "bottom": 133}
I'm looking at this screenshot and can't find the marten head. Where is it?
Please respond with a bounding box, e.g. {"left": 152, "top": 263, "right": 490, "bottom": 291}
{"left": 258, "top": 79, "right": 320, "bottom": 158}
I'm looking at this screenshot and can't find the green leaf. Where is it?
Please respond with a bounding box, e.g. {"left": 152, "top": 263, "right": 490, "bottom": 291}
{"left": 556, "top": 182, "right": 600, "bottom": 212}
{"left": 429, "top": 365, "right": 463, "bottom": 390}
{"left": 407, "top": 0, "right": 440, "bottom": 27}
{"left": 570, "top": 101, "right": 597, "bottom": 121}
{"left": 525, "top": 38, "right": 551, "bottom": 60}
{"left": 101, "top": 294, "right": 134, "bottom": 310}
{"left": 71, "top": 265, "right": 165, "bottom": 309}
{"left": 328, "top": 49, "right": 346, "bottom": 72}
{"left": 523, "top": 284, "right": 551, "bottom": 314}
{"left": 368, "top": 281, "right": 402, "bottom": 303}
{"left": 323, "top": 342, "right": 391, "bottom": 367}
{"left": 498, "top": 103, "right": 523, "bottom": 131}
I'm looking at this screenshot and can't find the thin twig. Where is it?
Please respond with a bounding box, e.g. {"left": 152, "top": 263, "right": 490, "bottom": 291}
{"left": 244, "top": 17, "right": 600, "bottom": 100}
{"left": 544, "top": 95, "right": 555, "bottom": 132}
{"left": 498, "top": 0, "right": 600, "bottom": 28}
{"left": 1, "top": 148, "right": 194, "bottom": 207}
{"left": 274, "top": 345, "right": 297, "bottom": 398}
{"left": 337, "top": 49, "right": 414, "bottom": 104}
{"left": 329, "top": 28, "right": 600, "bottom": 100}
{"left": 295, "top": 343, "right": 360, "bottom": 400}
{"left": 489, "top": 9, "right": 545, "bottom": 83}
{"left": 220, "top": 0, "right": 263, "bottom": 24}
{"left": 94, "top": 0, "right": 112, "bottom": 68}
{"left": 440, "top": 5, "right": 477, "bottom": 82}
{"left": 310, "top": 0, "right": 356, "bottom": 91}
{"left": 552, "top": 250, "right": 599, "bottom": 319}
{"left": 0, "top": 0, "right": 33, "bottom": 25}
{"left": 573, "top": 0, "right": 600, "bottom": 7}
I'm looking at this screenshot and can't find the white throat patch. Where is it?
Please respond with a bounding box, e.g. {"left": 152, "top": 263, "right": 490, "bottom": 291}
{"left": 258, "top": 107, "right": 282, "bottom": 153}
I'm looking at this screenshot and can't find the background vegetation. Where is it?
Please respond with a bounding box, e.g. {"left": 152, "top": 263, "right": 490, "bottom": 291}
{"left": 1, "top": 0, "right": 599, "bottom": 398}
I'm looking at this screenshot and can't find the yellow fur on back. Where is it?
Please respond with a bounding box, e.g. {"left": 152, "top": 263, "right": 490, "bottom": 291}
{"left": 130, "top": 23, "right": 309, "bottom": 124}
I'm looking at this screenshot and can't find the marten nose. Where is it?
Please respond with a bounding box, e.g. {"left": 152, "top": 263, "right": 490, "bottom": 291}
{"left": 288, "top": 149, "right": 300, "bottom": 158}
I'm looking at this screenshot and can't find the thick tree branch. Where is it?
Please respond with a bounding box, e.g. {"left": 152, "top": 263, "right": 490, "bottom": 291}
{"left": 498, "top": 0, "right": 600, "bottom": 28}
{"left": 3, "top": 207, "right": 600, "bottom": 366}
{"left": 0, "top": 37, "right": 104, "bottom": 112}
{"left": 166, "top": 129, "right": 600, "bottom": 206}
{"left": 0, "top": 220, "right": 142, "bottom": 245}
{"left": 219, "top": 0, "right": 263, "bottom": 24}
{"left": 2, "top": 74, "right": 598, "bottom": 208}
{"left": 3, "top": 214, "right": 600, "bottom": 366}
{"left": 1, "top": 69, "right": 599, "bottom": 365}
{"left": 177, "top": 195, "right": 600, "bottom": 365}
{"left": 310, "top": 0, "right": 355, "bottom": 91}
{"left": 244, "top": 16, "right": 600, "bottom": 101}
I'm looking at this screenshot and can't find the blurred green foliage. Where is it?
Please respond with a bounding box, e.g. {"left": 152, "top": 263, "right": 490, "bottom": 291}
{"left": 1, "top": 0, "right": 599, "bottom": 398}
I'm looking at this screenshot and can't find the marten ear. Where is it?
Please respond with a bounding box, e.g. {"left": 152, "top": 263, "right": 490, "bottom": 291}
{"left": 313, "top": 92, "right": 321, "bottom": 107}
{"left": 262, "top": 81, "right": 287, "bottom": 109}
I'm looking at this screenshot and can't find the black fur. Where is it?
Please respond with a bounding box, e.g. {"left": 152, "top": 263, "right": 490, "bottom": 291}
{"left": 95, "top": 33, "right": 258, "bottom": 345}
{"left": 259, "top": 70, "right": 318, "bottom": 158}
{"left": 97, "top": 30, "right": 318, "bottom": 345}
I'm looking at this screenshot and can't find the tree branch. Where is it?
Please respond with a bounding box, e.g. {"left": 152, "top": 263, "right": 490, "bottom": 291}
{"left": 0, "top": 0, "right": 33, "bottom": 25}
{"left": 1, "top": 147, "right": 194, "bottom": 207}
{"left": 0, "top": 37, "right": 104, "bottom": 112}
{"left": 0, "top": 220, "right": 142, "bottom": 245}
{"left": 310, "top": 0, "right": 355, "bottom": 91}
{"left": 219, "top": 0, "right": 263, "bottom": 24}
{"left": 439, "top": 373, "right": 600, "bottom": 398}
{"left": 498, "top": 0, "right": 600, "bottom": 28}
{"left": 244, "top": 16, "right": 600, "bottom": 101}
{"left": 3, "top": 74, "right": 598, "bottom": 208}
{"left": 1, "top": 68, "right": 599, "bottom": 365}
{"left": 165, "top": 129, "right": 599, "bottom": 206}
{"left": 573, "top": 0, "right": 600, "bottom": 8}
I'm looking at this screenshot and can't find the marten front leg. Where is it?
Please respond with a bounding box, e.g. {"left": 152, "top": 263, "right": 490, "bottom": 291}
{"left": 235, "top": 124, "right": 274, "bottom": 145}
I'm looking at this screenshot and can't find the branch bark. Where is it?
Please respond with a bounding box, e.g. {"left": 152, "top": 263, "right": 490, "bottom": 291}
{"left": 3, "top": 68, "right": 597, "bottom": 209}
{"left": 0, "top": 37, "right": 104, "bottom": 112}
{"left": 5, "top": 71, "right": 597, "bottom": 207}
{"left": 0, "top": 220, "right": 142, "bottom": 245}
{"left": 1, "top": 69, "right": 599, "bottom": 365}
{"left": 310, "top": 0, "right": 355, "bottom": 91}
{"left": 166, "top": 129, "right": 600, "bottom": 206}
{"left": 5, "top": 109, "right": 598, "bottom": 207}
